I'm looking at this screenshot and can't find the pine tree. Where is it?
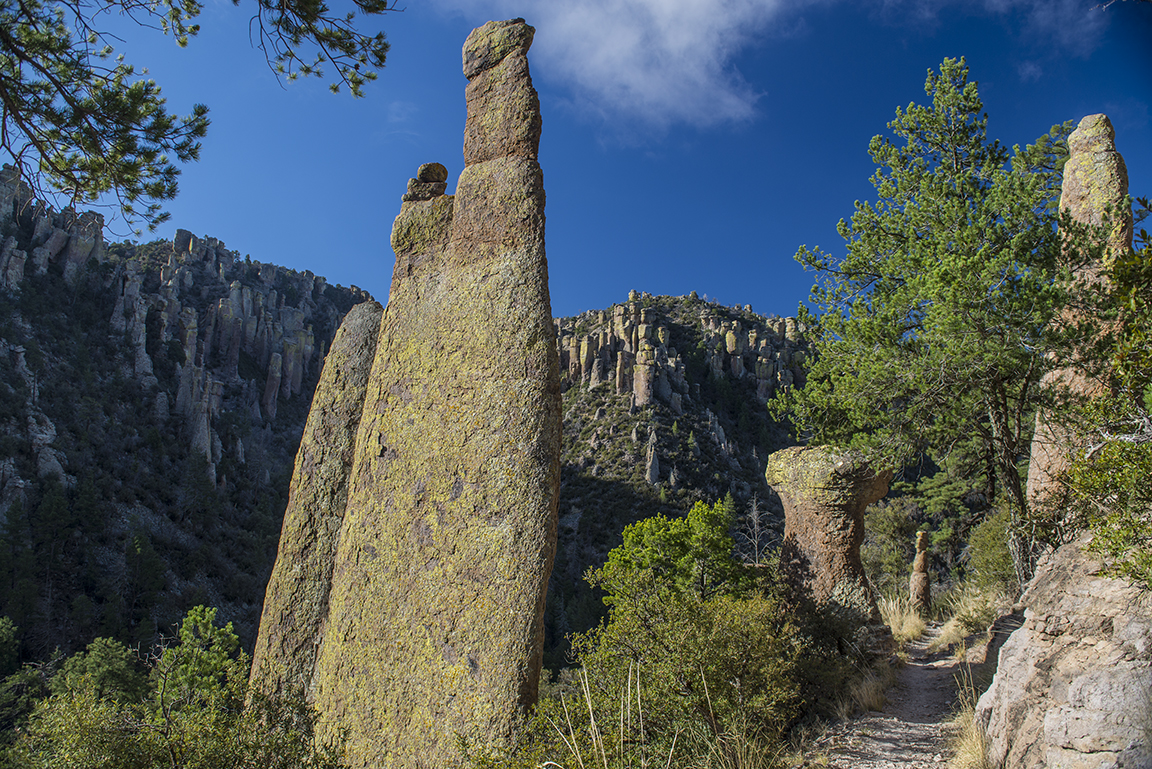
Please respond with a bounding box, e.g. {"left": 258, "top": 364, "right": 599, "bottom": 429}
{"left": 774, "top": 58, "right": 1073, "bottom": 582}
{"left": 0, "top": 0, "right": 397, "bottom": 229}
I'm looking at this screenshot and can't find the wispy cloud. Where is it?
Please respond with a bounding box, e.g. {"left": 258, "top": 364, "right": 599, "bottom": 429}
{"left": 981, "top": 0, "right": 1111, "bottom": 56}
{"left": 387, "top": 101, "right": 419, "bottom": 124}
{"left": 436, "top": 0, "right": 799, "bottom": 131}
{"left": 1017, "top": 60, "right": 1043, "bottom": 82}
{"left": 881, "top": 0, "right": 1112, "bottom": 55}
{"left": 434, "top": 0, "right": 1112, "bottom": 133}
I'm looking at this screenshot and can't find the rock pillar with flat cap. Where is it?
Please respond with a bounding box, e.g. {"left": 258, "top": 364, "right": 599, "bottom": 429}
{"left": 306, "top": 19, "right": 561, "bottom": 768}
{"left": 764, "top": 446, "right": 892, "bottom": 628}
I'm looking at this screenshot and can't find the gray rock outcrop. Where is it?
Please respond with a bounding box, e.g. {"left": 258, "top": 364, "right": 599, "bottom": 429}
{"left": 976, "top": 534, "right": 1151, "bottom": 769}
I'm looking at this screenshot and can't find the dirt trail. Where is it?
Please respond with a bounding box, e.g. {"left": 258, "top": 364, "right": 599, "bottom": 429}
{"left": 812, "top": 624, "right": 960, "bottom": 768}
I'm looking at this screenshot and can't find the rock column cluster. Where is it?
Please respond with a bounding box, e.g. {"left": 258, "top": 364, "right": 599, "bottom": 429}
{"left": 251, "top": 19, "right": 562, "bottom": 769}
{"left": 557, "top": 303, "right": 806, "bottom": 411}
{"left": 0, "top": 165, "right": 107, "bottom": 289}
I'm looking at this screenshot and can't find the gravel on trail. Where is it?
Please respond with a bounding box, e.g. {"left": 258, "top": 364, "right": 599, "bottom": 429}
{"left": 808, "top": 624, "right": 962, "bottom": 769}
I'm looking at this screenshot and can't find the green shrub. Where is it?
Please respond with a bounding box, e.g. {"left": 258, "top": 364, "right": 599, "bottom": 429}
{"left": 5, "top": 606, "right": 340, "bottom": 768}
{"left": 965, "top": 507, "right": 1015, "bottom": 593}
{"left": 471, "top": 499, "right": 851, "bottom": 769}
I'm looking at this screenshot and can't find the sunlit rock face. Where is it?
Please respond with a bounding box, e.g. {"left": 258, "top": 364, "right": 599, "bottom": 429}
{"left": 976, "top": 534, "right": 1152, "bottom": 769}
{"left": 1026, "top": 114, "right": 1131, "bottom": 517}
{"left": 253, "top": 18, "right": 562, "bottom": 768}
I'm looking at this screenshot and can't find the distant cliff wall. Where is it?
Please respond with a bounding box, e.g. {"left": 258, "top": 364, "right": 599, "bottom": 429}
{"left": 0, "top": 167, "right": 369, "bottom": 650}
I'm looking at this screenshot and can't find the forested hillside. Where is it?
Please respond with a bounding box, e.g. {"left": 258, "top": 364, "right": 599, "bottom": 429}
{"left": 0, "top": 168, "right": 368, "bottom": 656}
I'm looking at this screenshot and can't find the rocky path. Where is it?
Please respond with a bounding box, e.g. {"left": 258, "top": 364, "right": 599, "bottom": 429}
{"left": 811, "top": 625, "right": 960, "bottom": 768}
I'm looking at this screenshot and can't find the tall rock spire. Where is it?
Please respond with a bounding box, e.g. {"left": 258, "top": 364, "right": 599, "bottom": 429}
{"left": 249, "top": 300, "right": 384, "bottom": 699}
{"left": 252, "top": 18, "right": 562, "bottom": 767}
{"left": 1025, "top": 114, "right": 1131, "bottom": 517}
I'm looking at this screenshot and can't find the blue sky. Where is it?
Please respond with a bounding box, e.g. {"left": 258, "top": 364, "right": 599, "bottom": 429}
{"left": 88, "top": 0, "right": 1152, "bottom": 318}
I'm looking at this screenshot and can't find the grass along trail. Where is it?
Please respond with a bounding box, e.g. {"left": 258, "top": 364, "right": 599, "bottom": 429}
{"left": 806, "top": 623, "right": 961, "bottom": 768}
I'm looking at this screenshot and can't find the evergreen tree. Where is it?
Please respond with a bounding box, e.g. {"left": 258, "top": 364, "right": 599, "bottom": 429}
{"left": 774, "top": 58, "right": 1073, "bottom": 583}
{"left": 0, "top": 0, "right": 397, "bottom": 229}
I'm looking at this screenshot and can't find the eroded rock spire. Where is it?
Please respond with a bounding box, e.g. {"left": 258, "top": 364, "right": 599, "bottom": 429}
{"left": 249, "top": 300, "right": 384, "bottom": 700}
{"left": 258, "top": 18, "right": 562, "bottom": 768}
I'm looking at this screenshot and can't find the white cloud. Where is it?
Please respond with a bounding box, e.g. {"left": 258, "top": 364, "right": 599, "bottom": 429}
{"left": 387, "top": 101, "right": 419, "bottom": 123}
{"left": 437, "top": 0, "right": 797, "bottom": 131}
{"left": 433, "top": 0, "right": 1112, "bottom": 133}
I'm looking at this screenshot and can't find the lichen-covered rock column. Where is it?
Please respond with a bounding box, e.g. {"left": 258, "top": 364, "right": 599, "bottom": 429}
{"left": 311, "top": 19, "right": 562, "bottom": 768}
{"left": 764, "top": 446, "right": 891, "bottom": 629}
{"left": 248, "top": 300, "right": 384, "bottom": 699}
{"left": 1026, "top": 114, "right": 1132, "bottom": 514}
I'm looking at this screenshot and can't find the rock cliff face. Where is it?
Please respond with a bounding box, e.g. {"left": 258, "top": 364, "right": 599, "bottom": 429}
{"left": 0, "top": 165, "right": 106, "bottom": 291}
{"left": 763, "top": 446, "right": 891, "bottom": 629}
{"left": 0, "top": 168, "right": 368, "bottom": 651}
{"left": 976, "top": 534, "right": 1151, "bottom": 769}
{"left": 253, "top": 19, "right": 562, "bottom": 767}
{"left": 557, "top": 293, "right": 806, "bottom": 409}
{"left": 547, "top": 294, "right": 804, "bottom": 664}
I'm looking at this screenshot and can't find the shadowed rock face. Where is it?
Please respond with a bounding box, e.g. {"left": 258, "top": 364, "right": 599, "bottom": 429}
{"left": 764, "top": 446, "right": 891, "bottom": 628}
{"left": 248, "top": 300, "right": 384, "bottom": 699}
{"left": 297, "top": 18, "right": 561, "bottom": 768}
{"left": 1026, "top": 114, "right": 1131, "bottom": 515}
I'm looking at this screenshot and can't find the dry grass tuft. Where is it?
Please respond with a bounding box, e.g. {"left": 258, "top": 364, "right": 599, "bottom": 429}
{"left": 834, "top": 662, "right": 898, "bottom": 720}
{"left": 929, "top": 586, "right": 1009, "bottom": 654}
{"left": 879, "top": 595, "right": 927, "bottom": 643}
{"left": 691, "top": 724, "right": 784, "bottom": 769}
{"left": 947, "top": 665, "right": 991, "bottom": 769}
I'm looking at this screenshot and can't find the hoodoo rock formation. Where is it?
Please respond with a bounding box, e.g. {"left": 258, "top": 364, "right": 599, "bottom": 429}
{"left": 249, "top": 300, "right": 384, "bottom": 699}
{"left": 764, "top": 446, "right": 891, "bottom": 628}
{"left": 556, "top": 301, "right": 807, "bottom": 408}
{"left": 253, "top": 19, "right": 562, "bottom": 768}
{"left": 1025, "top": 114, "right": 1131, "bottom": 514}
{"left": 910, "top": 530, "right": 931, "bottom": 616}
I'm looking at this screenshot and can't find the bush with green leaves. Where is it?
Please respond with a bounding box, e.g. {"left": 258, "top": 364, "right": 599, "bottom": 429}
{"left": 471, "top": 498, "right": 864, "bottom": 769}
{"left": 964, "top": 506, "right": 1017, "bottom": 593}
{"left": 4, "top": 606, "right": 338, "bottom": 768}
